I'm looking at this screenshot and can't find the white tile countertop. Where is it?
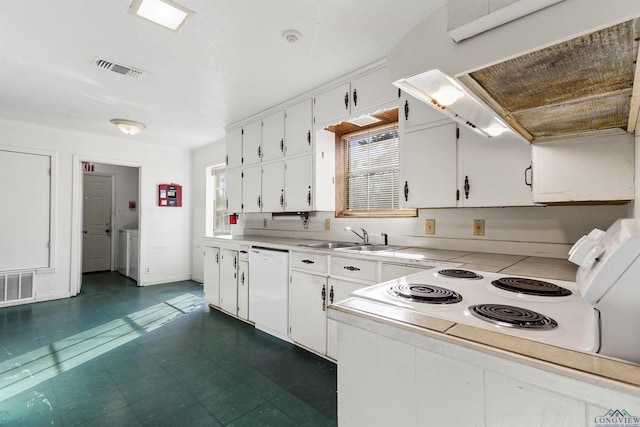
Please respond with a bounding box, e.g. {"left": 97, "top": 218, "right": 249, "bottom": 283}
{"left": 206, "top": 234, "right": 578, "bottom": 281}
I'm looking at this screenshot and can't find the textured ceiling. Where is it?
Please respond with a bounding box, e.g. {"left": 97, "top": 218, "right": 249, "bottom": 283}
{"left": 0, "top": 0, "right": 446, "bottom": 149}
{"left": 459, "top": 19, "right": 639, "bottom": 142}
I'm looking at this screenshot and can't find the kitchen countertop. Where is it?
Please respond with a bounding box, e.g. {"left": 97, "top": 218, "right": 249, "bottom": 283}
{"left": 206, "top": 234, "right": 578, "bottom": 281}
{"left": 208, "top": 234, "right": 640, "bottom": 393}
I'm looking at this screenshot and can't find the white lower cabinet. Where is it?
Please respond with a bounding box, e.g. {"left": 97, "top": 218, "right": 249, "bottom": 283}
{"left": 219, "top": 248, "right": 238, "bottom": 315}
{"left": 289, "top": 270, "right": 328, "bottom": 355}
{"left": 203, "top": 246, "right": 220, "bottom": 307}
{"left": 326, "top": 277, "right": 372, "bottom": 360}
{"left": 238, "top": 259, "right": 249, "bottom": 320}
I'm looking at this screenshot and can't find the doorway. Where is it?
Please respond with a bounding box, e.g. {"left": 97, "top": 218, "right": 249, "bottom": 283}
{"left": 82, "top": 174, "right": 113, "bottom": 273}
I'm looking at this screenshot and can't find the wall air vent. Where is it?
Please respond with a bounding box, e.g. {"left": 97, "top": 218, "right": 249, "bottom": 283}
{"left": 94, "top": 58, "right": 144, "bottom": 79}
{"left": 0, "top": 271, "right": 35, "bottom": 303}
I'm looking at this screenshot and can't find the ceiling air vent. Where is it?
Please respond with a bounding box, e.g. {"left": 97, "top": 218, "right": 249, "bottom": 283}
{"left": 94, "top": 58, "right": 144, "bottom": 79}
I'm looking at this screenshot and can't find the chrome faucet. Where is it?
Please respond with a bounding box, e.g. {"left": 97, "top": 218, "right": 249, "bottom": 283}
{"left": 345, "top": 226, "right": 369, "bottom": 245}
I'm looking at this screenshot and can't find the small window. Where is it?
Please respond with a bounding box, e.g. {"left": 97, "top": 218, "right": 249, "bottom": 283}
{"left": 206, "top": 165, "right": 231, "bottom": 236}
{"left": 336, "top": 123, "right": 415, "bottom": 218}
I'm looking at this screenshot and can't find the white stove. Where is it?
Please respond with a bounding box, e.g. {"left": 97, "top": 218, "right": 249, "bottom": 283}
{"left": 352, "top": 267, "right": 600, "bottom": 352}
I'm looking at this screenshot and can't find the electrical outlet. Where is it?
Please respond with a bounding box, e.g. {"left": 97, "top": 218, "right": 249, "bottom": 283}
{"left": 473, "top": 219, "right": 485, "bottom": 236}
{"left": 325, "top": 218, "right": 331, "bottom": 230}
{"left": 425, "top": 219, "right": 436, "bottom": 235}
{"left": 263, "top": 218, "right": 267, "bottom": 228}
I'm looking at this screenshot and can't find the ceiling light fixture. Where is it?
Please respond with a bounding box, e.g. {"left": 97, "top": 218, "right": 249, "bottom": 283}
{"left": 111, "top": 119, "right": 146, "bottom": 135}
{"left": 282, "top": 30, "right": 301, "bottom": 44}
{"left": 129, "top": 0, "right": 194, "bottom": 32}
{"left": 394, "top": 69, "right": 525, "bottom": 141}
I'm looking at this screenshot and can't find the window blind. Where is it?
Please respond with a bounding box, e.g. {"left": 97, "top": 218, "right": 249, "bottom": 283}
{"left": 344, "top": 125, "right": 399, "bottom": 211}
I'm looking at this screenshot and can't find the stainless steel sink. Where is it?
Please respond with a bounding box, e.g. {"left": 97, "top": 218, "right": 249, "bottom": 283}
{"left": 336, "top": 244, "right": 406, "bottom": 253}
{"left": 299, "top": 241, "right": 357, "bottom": 249}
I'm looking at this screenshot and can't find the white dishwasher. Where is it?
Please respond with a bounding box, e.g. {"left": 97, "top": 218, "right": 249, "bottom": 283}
{"left": 248, "top": 248, "right": 291, "bottom": 343}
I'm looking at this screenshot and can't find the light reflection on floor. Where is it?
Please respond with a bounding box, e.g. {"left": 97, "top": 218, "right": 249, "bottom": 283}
{"left": 0, "top": 293, "right": 203, "bottom": 402}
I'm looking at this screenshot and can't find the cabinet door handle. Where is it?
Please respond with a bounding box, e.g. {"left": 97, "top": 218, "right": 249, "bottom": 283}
{"left": 307, "top": 189, "right": 311, "bottom": 206}
{"left": 404, "top": 100, "right": 409, "bottom": 121}
{"left": 321, "top": 284, "right": 327, "bottom": 311}
{"left": 215, "top": 252, "right": 219, "bottom": 264}
{"left": 329, "top": 286, "right": 334, "bottom": 304}
{"left": 464, "top": 176, "right": 470, "bottom": 199}
{"left": 257, "top": 145, "right": 261, "bottom": 158}
{"left": 240, "top": 250, "right": 248, "bottom": 254}
{"left": 241, "top": 272, "right": 245, "bottom": 285}
{"left": 307, "top": 130, "right": 311, "bottom": 145}
{"left": 301, "top": 259, "right": 315, "bottom": 264}
{"left": 404, "top": 181, "right": 409, "bottom": 202}
{"left": 280, "top": 139, "right": 284, "bottom": 152}
{"left": 280, "top": 192, "right": 284, "bottom": 207}
{"left": 343, "top": 265, "right": 360, "bottom": 272}
{"left": 353, "top": 89, "right": 358, "bottom": 106}
{"left": 344, "top": 91, "right": 349, "bottom": 109}
{"left": 225, "top": 154, "right": 229, "bottom": 165}
{"left": 525, "top": 164, "right": 533, "bottom": 189}
{"left": 257, "top": 195, "right": 261, "bottom": 208}
{"left": 233, "top": 256, "right": 237, "bottom": 268}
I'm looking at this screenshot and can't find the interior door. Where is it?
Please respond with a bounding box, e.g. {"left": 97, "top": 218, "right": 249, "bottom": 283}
{"left": 82, "top": 174, "right": 112, "bottom": 272}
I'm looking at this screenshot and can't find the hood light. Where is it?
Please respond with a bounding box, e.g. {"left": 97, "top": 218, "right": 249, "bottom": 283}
{"left": 394, "top": 69, "right": 528, "bottom": 142}
{"left": 111, "top": 119, "right": 146, "bottom": 135}
{"left": 433, "top": 86, "right": 464, "bottom": 106}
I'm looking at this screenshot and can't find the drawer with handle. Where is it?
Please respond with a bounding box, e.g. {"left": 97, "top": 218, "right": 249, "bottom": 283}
{"left": 291, "top": 251, "right": 328, "bottom": 274}
{"left": 330, "top": 256, "right": 377, "bottom": 283}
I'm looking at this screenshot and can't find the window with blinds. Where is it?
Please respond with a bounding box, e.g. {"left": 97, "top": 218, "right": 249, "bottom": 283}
{"left": 344, "top": 124, "right": 400, "bottom": 211}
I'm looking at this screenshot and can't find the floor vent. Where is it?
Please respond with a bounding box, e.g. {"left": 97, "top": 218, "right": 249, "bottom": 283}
{"left": 94, "top": 58, "right": 144, "bottom": 79}
{"left": 0, "top": 272, "right": 35, "bottom": 303}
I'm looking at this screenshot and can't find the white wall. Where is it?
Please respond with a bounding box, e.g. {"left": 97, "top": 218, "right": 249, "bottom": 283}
{"left": 190, "top": 139, "right": 226, "bottom": 282}
{"left": 0, "top": 118, "right": 192, "bottom": 304}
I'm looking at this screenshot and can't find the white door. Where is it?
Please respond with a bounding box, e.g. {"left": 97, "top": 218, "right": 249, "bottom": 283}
{"left": 399, "top": 123, "right": 458, "bottom": 208}
{"left": 226, "top": 168, "right": 243, "bottom": 213}
{"left": 284, "top": 155, "right": 313, "bottom": 211}
{"left": 242, "top": 119, "right": 263, "bottom": 166}
{"left": 261, "top": 110, "right": 285, "bottom": 161}
{"left": 313, "top": 82, "right": 351, "bottom": 127}
{"left": 203, "top": 246, "right": 221, "bottom": 307}
{"left": 289, "top": 270, "right": 328, "bottom": 355}
{"left": 220, "top": 249, "right": 238, "bottom": 315}
{"left": 82, "top": 174, "right": 112, "bottom": 273}
{"left": 242, "top": 165, "right": 262, "bottom": 213}
{"left": 261, "top": 161, "right": 285, "bottom": 212}
{"left": 225, "top": 127, "right": 243, "bottom": 169}
{"left": 285, "top": 99, "right": 313, "bottom": 156}
{"left": 238, "top": 260, "right": 249, "bottom": 320}
{"left": 350, "top": 67, "right": 398, "bottom": 115}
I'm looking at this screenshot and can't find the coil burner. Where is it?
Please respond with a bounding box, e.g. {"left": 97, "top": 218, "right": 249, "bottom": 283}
{"left": 468, "top": 304, "right": 558, "bottom": 330}
{"left": 492, "top": 277, "right": 572, "bottom": 297}
{"left": 388, "top": 284, "right": 462, "bottom": 304}
{"left": 437, "top": 269, "right": 483, "bottom": 280}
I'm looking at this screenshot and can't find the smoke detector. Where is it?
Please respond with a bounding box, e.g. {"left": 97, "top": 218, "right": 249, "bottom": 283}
{"left": 94, "top": 58, "right": 144, "bottom": 79}
{"left": 282, "top": 30, "right": 301, "bottom": 44}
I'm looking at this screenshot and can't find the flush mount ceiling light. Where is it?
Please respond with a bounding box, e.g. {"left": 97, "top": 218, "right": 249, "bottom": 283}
{"left": 129, "top": 0, "right": 194, "bottom": 32}
{"left": 282, "top": 29, "right": 301, "bottom": 44}
{"left": 111, "top": 119, "right": 146, "bottom": 135}
{"left": 346, "top": 114, "right": 382, "bottom": 127}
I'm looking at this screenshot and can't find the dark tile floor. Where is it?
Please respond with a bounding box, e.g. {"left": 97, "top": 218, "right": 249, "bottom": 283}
{"left": 0, "top": 272, "right": 337, "bottom": 426}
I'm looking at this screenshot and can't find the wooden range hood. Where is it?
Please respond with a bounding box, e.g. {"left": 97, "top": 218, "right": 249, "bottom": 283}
{"left": 457, "top": 18, "right": 640, "bottom": 142}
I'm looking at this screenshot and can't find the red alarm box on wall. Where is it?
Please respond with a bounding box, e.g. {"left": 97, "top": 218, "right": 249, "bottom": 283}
{"left": 158, "top": 184, "right": 182, "bottom": 207}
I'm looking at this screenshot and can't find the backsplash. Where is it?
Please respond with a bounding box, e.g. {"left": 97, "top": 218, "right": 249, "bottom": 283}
{"left": 234, "top": 204, "right": 630, "bottom": 259}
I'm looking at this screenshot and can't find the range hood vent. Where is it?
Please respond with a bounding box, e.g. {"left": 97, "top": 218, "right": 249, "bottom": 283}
{"left": 94, "top": 58, "right": 144, "bottom": 79}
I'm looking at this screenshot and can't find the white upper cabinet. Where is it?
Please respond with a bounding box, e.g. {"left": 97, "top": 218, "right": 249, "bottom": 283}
{"left": 262, "top": 110, "right": 285, "bottom": 161}
{"left": 242, "top": 164, "right": 262, "bottom": 213}
{"left": 242, "top": 119, "right": 262, "bottom": 166}
{"left": 400, "top": 91, "right": 452, "bottom": 131}
{"left": 285, "top": 99, "right": 313, "bottom": 156}
{"left": 399, "top": 122, "right": 458, "bottom": 208}
{"left": 261, "top": 161, "right": 285, "bottom": 212}
{"left": 284, "top": 155, "right": 313, "bottom": 211}
{"left": 226, "top": 168, "right": 243, "bottom": 213}
{"left": 532, "top": 132, "right": 634, "bottom": 204}
{"left": 457, "top": 127, "right": 533, "bottom": 207}
{"left": 350, "top": 66, "right": 399, "bottom": 115}
{"left": 226, "top": 127, "right": 243, "bottom": 169}
{"left": 313, "top": 67, "right": 399, "bottom": 127}
{"left": 313, "top": 82, "right": 351, "bottom": 127}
